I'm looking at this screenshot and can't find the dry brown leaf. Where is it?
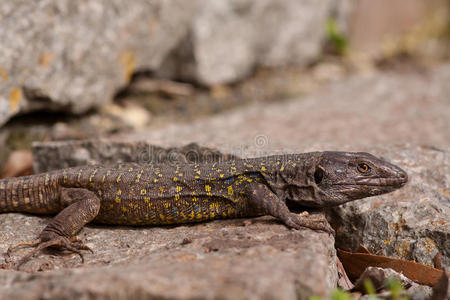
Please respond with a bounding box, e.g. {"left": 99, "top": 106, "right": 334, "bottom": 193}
{"left": 338, "top": 248, "right": 449, "bottom": 287}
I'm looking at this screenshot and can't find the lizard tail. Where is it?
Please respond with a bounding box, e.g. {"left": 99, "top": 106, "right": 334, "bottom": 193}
{"left": 0, "top": 173, "right": 62, "bottom": 214}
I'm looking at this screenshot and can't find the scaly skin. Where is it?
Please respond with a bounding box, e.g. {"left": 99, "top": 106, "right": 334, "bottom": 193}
{"left": 0, "top": 152, "right": 407, "bottom": 268}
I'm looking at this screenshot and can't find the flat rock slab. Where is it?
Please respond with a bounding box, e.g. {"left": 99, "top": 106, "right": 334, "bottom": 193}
{"left": 0, "top": 213, "right": 336, "bottom": 299}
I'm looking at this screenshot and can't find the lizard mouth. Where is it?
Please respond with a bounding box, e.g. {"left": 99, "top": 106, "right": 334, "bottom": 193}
{"left": 333, "top": 176, "right": 408, "bottom": 187}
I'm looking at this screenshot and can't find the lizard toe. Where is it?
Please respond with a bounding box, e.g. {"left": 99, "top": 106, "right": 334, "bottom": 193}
{"left": 7, "top": 236, "right": 93, "bottom": 270}
{"left": 285, "top": 213, "right": 335, "bottom": 236}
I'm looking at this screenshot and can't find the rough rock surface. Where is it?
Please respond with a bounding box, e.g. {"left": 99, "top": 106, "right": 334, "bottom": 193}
{"left": 158, "top": 0, "right": 340, "bottom": 85}
{"left": 330, "top": 145, "right": 449, "bottom": 268}
{"left": 0, "top": 0, "right": 196, "bottom": 126}
{"left": 32, "top": 141, "right": 239, "bottom": 173}
{"left": 0, "top": 0, "right": 346, "bottom": 126}
{"left": 0, "top": 215, "right": 336, "bottom": 299}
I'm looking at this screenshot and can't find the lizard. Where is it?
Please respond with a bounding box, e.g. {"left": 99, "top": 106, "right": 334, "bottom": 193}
{"left": 0, "top": 151, "right": 407, "bottom": 268}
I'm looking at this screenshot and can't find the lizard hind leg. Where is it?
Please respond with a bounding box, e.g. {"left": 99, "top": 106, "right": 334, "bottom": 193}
{"left": 6, "top": 188, "right": 100, "bottom": 269}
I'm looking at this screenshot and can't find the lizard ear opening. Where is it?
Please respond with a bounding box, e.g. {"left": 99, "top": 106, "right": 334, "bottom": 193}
{"left": 314, "top": 167, "right": 324, "bottom": 184}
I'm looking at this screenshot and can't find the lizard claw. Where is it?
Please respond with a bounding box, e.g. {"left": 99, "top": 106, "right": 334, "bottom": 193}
{"left": 285, "top": 213, "right": 335, "bottom": 236}
{"left": 6, "top": 235, "right": 92, "bottom": 270}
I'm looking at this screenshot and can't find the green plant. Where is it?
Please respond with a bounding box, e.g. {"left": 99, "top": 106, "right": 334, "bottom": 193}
{"left": 325, "top": 18, "right": 349, "bottom": 56}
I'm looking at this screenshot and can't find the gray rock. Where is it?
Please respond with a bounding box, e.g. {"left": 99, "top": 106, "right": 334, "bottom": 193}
{"left": 330, "top": 145, "right": 450, "bottom": 270}
{"left": 0, "top": 214, "right": 337, "bottom": 299}
{"left": 32, "top": 140, "right": 239, "bottom": 173}
{"left": 158, "top": 0, "right": 339, "bottom": 85}
{"left": 0, "top": 0, "right": 346, "bottom": 125}
{"left": 0, "top": 0, "right": 196, "bottom": 126}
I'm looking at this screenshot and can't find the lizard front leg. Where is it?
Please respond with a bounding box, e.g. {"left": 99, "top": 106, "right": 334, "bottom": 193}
{"left": 6, "top": 188, "right": 100, "bottom": 269}
{"left": 245, "top": 182, "right": 334, "bottom": 234}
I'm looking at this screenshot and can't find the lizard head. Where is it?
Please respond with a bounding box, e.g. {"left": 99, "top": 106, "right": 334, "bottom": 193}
{"left": 284, "top": 152, "right": 408, "bottom": 207}
{"left": 309, "top": 151, "right": 407, "bottom": 206}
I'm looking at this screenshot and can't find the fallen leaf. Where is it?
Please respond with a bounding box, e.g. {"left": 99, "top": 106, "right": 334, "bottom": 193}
{"left": 338, "top": 248, "right": 449, "bottom": 286}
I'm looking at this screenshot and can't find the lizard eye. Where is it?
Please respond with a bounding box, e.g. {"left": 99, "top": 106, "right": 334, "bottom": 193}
{"left": 314, "top": 167, "right": 324, "bottom": 184}
{"left": 357, "top": 163, "right": 370, "bottom": 173}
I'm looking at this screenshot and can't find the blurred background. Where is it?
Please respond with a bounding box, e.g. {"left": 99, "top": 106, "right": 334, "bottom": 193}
{"left": 0, "top": 0, "right": 449, "bottom": 175}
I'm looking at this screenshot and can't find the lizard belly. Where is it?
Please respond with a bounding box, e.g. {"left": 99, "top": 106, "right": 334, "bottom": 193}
{"left": 94, "top": 195, "right": 254, "bottom": 225}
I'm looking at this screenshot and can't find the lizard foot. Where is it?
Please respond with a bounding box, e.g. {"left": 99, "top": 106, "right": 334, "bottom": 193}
{"left": 6, "top": 235, "right": 93, "bottom": 270}
{"left": 284, "top": 212, "right": 335, "bottom": 236}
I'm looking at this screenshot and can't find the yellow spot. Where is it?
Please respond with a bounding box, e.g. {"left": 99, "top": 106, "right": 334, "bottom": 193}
{"left": 9, "top": 87, "right": 22, "bottom": 112}
{"left": 176, "top": 186, "right": 182, "bottom": 192}
{"left": 160, "top": 214, "right": 166, "bottom": 221}
{"left": 158, "top": 173, "right": 162, "bottom": 178}
{"left": 144, "top": 197, "right": 150, "bottom": 203}
{"left": 140, "top": 189, "right": 146, "bottom": 195}
{"left": 128, "top": 167, "right": 133, "bottom": 172}
{"left": 179, "top": 173, "right": 183, "bottom": 177}
{"left": 154, "top": 178, "right": 158, "bottom": 183}
{"left": 173, "top": 177, "right": 178, "bottom": 182}
{"left": 115, "top": 197, "right": 121, "bottom": 203}
{"left": 39, "top": 52, "right": 53, "bottom": 66}
{"left": 0, "top": 68, "right": 8, "bottom": 82}
{"left": 174, "top": 194, "right": 180, "bottom": 200}
{"left": 159, "top": 186, "right": 165, "bottom": 193}
{"left": 136, "top": 171, "right": 143, "bottom": 183}
{"left": 219, "top": 174, "right": 224, "bottom": 178}
{"left": 192, "top": 197, "right": 198, "bottom": 202}
{"left": 189, "top": 211, "right": 195, "bottom": 219}
{"left": 196, "top": 170, "right": 201, "bottom": 175}
{"left": 228, "top": 186, "right": 234, "bottom": 196}
{"left": 261, "top": 166, "right": 267, "bottom": 171}
{"left": 116, "top": 174, "right": 121, "bottom": 183}
{"left": 120, "top": 50, "right": 136, "bottom": 83}
{"left": 209, "top": 202, "right": 218, "bottom": 211}
{"left": 101, "top": 175, "right": 106, "bottom": 183}
{"left": 205, "top": 185, "right": 211, "bottom": 192}
{"left": 280, "top": 165, "right": 285, "bottom": 171}
{"left": 122, "top": 207, "right": 128, "bottom": 212}
{"left": 117, "top": 189, "right": 122, "bottom": 195}
{"left": 195, "top": 175, "right": 200, "bottom": 179}
{"left": 196, "top": 213, "right": 202, "bottom": 219}
{"left": 210, "top": 212, "right": 215, "bottom": 218}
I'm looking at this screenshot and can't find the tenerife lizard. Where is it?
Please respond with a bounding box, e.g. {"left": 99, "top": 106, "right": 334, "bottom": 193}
{"left": 0, "top": 151, "right": 407, "bottom": 268}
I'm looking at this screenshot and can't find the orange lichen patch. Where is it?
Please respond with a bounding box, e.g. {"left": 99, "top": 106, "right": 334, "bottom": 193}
{"left": 421, "top": 237, "right": 438, "bottom": 255}
{"left": 39, "top": 52, "right": 53, "bottom": 67}
{"left": 9, "top": 87, "right": 22, "bottom": 112}
{"left": 119, "top": 50, "right": 136, "bottom": 83}
{"left": 0, "top": 68, "right": 8, "bottom": 82}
